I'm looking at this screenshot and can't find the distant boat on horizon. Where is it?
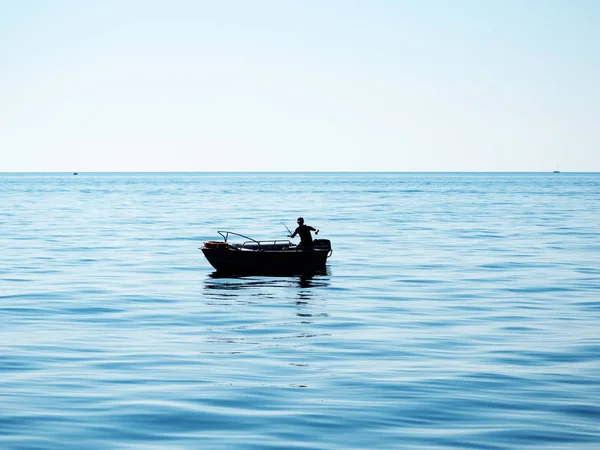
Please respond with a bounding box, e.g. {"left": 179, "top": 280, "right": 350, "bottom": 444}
{"left": 73, "top": 172, "right": 78, "bottom": 175}
{"left": 553, "top": 165, "right": 560, "bottom": 173}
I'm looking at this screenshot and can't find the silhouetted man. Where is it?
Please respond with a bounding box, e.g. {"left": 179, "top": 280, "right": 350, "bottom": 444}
{"left": 290, "top": 217, "right": 319, "bottom": 248}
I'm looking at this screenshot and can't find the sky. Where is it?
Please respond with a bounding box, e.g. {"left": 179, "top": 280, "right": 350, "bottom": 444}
{"left": 1, "top": 0, "right": 599, "bottom": 172}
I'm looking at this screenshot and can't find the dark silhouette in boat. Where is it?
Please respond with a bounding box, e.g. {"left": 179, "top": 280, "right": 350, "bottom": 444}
{"left": 201, "top": 231, "right": 332, "bottom": 275}
{"left": 289, "top": 217, "right": 319, "bottom": 249}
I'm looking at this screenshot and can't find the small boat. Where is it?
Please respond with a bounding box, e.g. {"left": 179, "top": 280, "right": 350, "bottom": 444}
{"left": 200, "top": 231, "right": 332, "bottom": 274}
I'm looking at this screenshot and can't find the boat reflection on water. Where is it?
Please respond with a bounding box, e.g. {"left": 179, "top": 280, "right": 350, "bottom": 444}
{"left": 203, "top": 267, "right": 331, "bottom": 304}
{"left": 200, "top": 268, "right": 332, "bottom": 389}
{"left": 202, "top": 269, "right": 333, "bottom": 352}
{"left": 205, "top": 267, "right": 331, "bottom": 289}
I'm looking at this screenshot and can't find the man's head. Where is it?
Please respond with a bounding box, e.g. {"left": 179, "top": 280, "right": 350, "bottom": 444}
{"left": 297, "top": 217, "right": 304, "bottom": 225}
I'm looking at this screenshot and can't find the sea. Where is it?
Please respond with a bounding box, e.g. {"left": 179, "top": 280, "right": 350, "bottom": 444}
{"left": 1, "top": 172, "right": 599, "bottom": 449}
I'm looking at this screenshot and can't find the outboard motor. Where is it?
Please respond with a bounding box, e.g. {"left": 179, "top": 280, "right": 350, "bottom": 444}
{"left": 313, "top": 239, "right": 331, "bottom": 251}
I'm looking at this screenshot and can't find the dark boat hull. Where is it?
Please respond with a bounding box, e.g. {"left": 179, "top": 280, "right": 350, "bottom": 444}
{"left": 202, "top": 247, "right": 330, "bottom": 274}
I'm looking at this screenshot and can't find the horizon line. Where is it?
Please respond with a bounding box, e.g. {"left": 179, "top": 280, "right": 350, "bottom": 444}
{"left": 1, "top": 170, "right": 595, "bottom": 174}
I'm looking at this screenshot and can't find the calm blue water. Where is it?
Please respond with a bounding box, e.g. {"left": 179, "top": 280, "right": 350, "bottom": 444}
{"left": 1, "top": 172, "right": 599, "bottom": 449}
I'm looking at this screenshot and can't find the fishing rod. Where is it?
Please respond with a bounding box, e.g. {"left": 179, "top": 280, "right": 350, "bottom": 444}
{"left": 281, "top": 222, "right": 293, "bottom": 237}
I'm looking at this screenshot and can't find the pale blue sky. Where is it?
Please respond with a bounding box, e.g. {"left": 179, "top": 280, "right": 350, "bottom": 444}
{"left": 1, "top": 0, "right": 598, "bottom": 171}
